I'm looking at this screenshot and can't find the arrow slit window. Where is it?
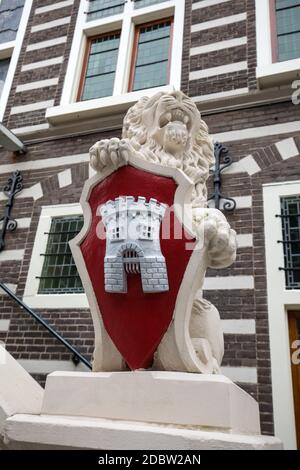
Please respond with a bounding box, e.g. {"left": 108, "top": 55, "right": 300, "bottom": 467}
{"left": 280, "top": 196, "right": 300, "bottom": 289}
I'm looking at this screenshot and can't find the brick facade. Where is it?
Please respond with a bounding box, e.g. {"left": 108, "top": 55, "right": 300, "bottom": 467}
{"left": 0, "top": 0, "right": 299, "bottom": 444}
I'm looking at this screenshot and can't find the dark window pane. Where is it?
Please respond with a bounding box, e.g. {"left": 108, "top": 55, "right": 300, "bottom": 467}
{"left": 81, "top": 33, "right": 120, "bottom": 101}
{"left": 276, "top": 1, "right": 300, "bottom": 61}
{"left": 87, "top": 0, "right": 125, "bottom": 21}
{"left": 276, "top": 0, "right": 300, "bottom": 8}
{"left": 0, "top": 58, "right": 10, "bottom": 96}
{"left": 134, "top": 0, "right": 169, "bottom": 8}
{"left": 38, "top": 215, "right": 84, "bottom": 294}
{"left": 280, "top": 196, "right": 300, "bottom": 289}
{"left": 132, "top": 21, "right": 171, "bottom": 91}
{"left": 0, "top": 0, "right": 24, "bottom": 45}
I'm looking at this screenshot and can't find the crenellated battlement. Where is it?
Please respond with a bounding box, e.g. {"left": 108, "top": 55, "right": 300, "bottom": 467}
{"left": 100, "top": 196, "right": 167, "bottom": 227}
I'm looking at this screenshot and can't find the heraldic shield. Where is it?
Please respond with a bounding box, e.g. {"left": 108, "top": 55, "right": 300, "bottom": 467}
{"left": 70, "top": 155, "right": 206, "bottom": 372}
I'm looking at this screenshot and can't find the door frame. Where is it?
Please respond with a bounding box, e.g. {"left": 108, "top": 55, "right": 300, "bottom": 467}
{"left": 288, "top": 311, "right": 300, "bottom": 450}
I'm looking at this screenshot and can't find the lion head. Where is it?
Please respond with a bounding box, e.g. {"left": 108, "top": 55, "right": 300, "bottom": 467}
{"left": 122, "top": 91, "right": 214, "bottom": 207}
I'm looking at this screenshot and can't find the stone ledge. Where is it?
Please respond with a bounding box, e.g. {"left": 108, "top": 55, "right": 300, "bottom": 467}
{"left": 4, "top": 414, "right": 283, "bottom": 450}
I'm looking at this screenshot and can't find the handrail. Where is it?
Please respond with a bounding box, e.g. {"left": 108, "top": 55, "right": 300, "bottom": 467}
{"left": 0, "top": 282, "right": 92, "bottom": 370}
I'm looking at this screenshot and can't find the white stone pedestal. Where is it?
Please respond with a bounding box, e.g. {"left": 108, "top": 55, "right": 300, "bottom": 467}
{"left": 3, "top": 371, "right": 283, "bottom": 449}
{"left": 42, "top": 371, "right": 260, "bottom": 434}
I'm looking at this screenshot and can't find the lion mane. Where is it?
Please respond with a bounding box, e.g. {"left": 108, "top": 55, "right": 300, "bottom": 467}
{"left": 122, "top": 91, "right": 214, "bottom": 207}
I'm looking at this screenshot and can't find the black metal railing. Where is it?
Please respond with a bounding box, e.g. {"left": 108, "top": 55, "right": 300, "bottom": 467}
{"left": 0, "top": 282, "right": 92, "bottom": 370}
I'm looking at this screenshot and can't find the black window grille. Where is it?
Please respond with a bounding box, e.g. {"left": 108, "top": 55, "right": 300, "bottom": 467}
{"left": 86, "top": 0, "right": 125, "bottom": 21}
{"left": 279, "top": 196, "right": 300, "bottom": 289}
{"left": 37, "top": 215, "right": 84, "bottom": 294}
{"left": 275, "top": 0, "right": 300, "bottom": 62}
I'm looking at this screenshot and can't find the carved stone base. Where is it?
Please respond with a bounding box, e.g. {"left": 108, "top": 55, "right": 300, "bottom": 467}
{"left": 3, "top": 371, "right": 283, "bottom": 450}
{"left": 40, "top": 371, "right": 260, "bottom": 434}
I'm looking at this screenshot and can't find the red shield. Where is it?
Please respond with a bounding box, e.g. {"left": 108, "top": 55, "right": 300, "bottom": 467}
{"left": 79, "top": 165, "right": 194, "bottom": 370}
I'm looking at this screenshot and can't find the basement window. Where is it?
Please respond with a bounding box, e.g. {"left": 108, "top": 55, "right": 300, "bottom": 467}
{"left": 38, "top": 216, "right": 84, "bottom": 294}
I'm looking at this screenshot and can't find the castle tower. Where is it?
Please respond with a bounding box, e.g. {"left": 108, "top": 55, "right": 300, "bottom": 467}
{"left": 100, "top": 197, "right": 169, "bottom": 293}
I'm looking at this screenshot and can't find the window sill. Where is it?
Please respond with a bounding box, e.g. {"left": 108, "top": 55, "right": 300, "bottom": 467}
{"left": 257, "top": 58, "right": 300, "bottom": 88}
{"left": 45, "top": 85, "right": 174, "bottom": 125}
{"left": 23, "top": 294, "right": 89, "bottom": 310}
{"left": 0, "top": 41, "right": 15, "bottom": 59}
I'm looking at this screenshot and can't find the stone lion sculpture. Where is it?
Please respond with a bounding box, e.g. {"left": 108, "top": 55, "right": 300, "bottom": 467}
{"left": 90, "top": 90, "right": 237, "bottom": 373}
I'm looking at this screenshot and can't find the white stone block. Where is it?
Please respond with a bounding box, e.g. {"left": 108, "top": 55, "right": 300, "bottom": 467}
{"left": 276, "top": 138, "right": 299, "bottom": 160}
{"left": 41, "top": 371, "right": 260, "bottom": 435}
{"left": 0, "top": 345, "right": 43, "bottom": 448}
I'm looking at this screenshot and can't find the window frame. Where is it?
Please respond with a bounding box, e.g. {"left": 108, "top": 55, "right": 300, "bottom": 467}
{"left": 256, "top": 0, "right": 300, "bottom": 87}
{"left": 77, "top": 29, "right": 121, "bottom": 101}
{"left": 128, "top": 16, "right": 174, "bottom": 92}
{"left": 23, "top": 204, "right": 88, "bottom": 310}
{"left": 280, "top": 195, "right": 300, "bottom": 290}
{"left": 263, "top": 180, "right": 300, "bottom": 450}
{"left": 46, "top": 0, "right": 184, "bottom": 125}
{"left": 270, "top": 0, "right": 300, "bottom": 63}
{"left": 288, "top": 310, "right": 300, "bottom": 450}
{"left": 0, "top": 0, "right": 33, "bottom": 121}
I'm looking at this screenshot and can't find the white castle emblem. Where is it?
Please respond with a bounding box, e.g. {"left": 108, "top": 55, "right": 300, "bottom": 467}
{"left": 100, "top": 196, "right": 169, "bottom": 293}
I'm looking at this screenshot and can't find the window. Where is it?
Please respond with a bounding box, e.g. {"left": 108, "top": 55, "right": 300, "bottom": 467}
{"left": 256, "top": 1, "right": 300, "bottom": 87}
{"left": 280, "top": 196, "right": 300, "bottom": 289}
{"left": 38, "top": 216, "right": 84, "bottom": 295}
{"left": 141, "top": 222, "right": 153, "bottom": 240}
{"left": 48, "top": 0, "right": 184, "bottom": 123}
{"left": 134, "top": 0, "right": 169, "bottom": 8}
{"left": 86, "top": 0, "right": 125, "bottom": 22}
{"left": 129, "top": 19, "right": 173, "bottom": 92}
{"left": 273, "top": 0, "right": 300, "bottom": 62}
{"left": 23, "top": 204, "right": 88, "bottom": 309}
{"left": 0, "top": 0, "right": 31, "bottom": 120}
{"left": 0, "top": 0, "right": 25, "bottom": 44}
{"left": 111, "top": 225, "right": 121, "bottom": 241}
{"left": 0, "top": 58, "right": 10, "bottom": 96}
{"left": 78, "top": 32, "right": 121, "bottom": 101}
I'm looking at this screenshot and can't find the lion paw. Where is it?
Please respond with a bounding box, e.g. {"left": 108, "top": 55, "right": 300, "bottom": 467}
{"left": 90, "top": 138, "right": 131, "bottom": 173}
{"left": 193, "top": 208, "right": 237, "bottom": 269}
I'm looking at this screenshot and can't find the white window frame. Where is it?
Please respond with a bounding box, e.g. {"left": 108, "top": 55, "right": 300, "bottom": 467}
{"left": 46, "top": 0, "right": 185, "bottom": 124}
{"left": 256, "top": 0, "right": 300, "bottom": 88}
{"left": 23, "top": 204, "right": 88, "bottom": 309}
{"left": 0, "top": 0, "right": 33, "bottom": 121}
{"left": 263, "top": 180, "right": 300, "bottom": 450}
